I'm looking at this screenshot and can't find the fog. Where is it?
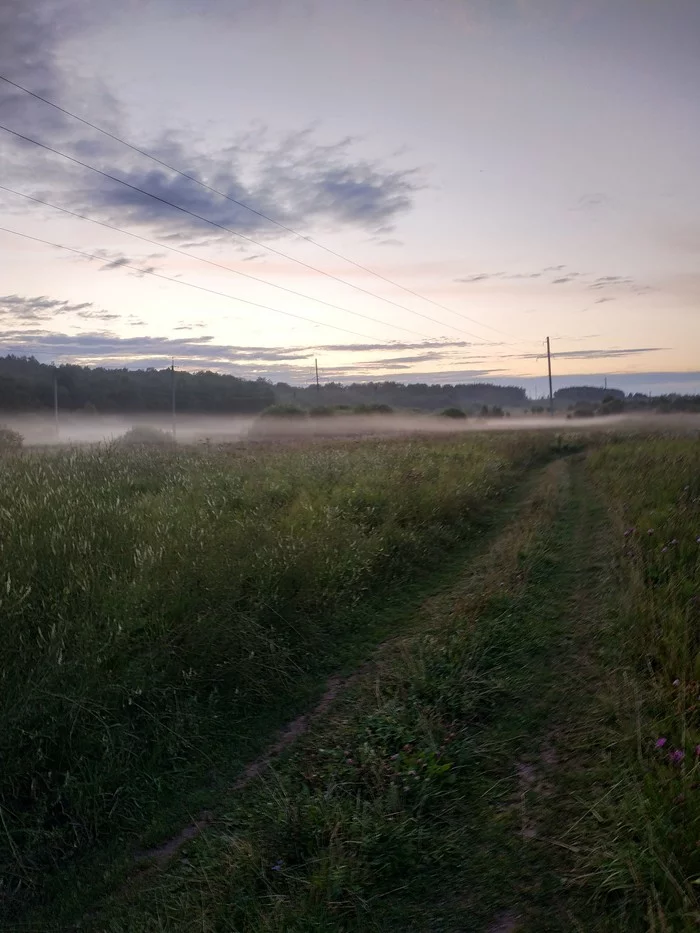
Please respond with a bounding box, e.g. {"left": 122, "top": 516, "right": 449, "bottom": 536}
{"left": 4, "top": 410, "right": 698, "bottom": 449}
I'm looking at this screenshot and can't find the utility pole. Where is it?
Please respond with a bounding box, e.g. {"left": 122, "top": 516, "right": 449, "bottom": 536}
{"left": 315, "top": 358, "right": 320, "bottom": 394}
{"left": 53, "top": 370, "right": 59, "bottom": 440}
{"left": 546, "top": 336, "right": 554, "bottom": 416}
{"left": 171, "top": 358, "right": 177, "bottom": 441}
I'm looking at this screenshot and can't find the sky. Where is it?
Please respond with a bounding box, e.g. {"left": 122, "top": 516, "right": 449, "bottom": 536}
{"left": 1, "top": 0, "right": 699, "bottom": 394}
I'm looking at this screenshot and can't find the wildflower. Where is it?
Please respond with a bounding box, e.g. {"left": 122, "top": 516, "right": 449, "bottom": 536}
{"left": 271, "top": 860, "right": 284, "bottom": 872}
{"left": 655, "top": 737, "right": 667, "bottom": 748}
{"left": 624, "top": 528, "right": 635, "bottom": 537}
{"left": 673, "top": 679, "right": 681, "bottom": 687}
{"left": 670, "top": 749, "right": 685, "bottom": 765}
{"left": 647, "top": 528, "right": 654, "bottom": 535}
{"left": 695, "top": 745, "right": 700, "bottom": 757}
{"left": 671, "top": 538, "right": 678, "bottom": 545}
{"left": 662, "top": 547, "right": 668, "bottom": 553}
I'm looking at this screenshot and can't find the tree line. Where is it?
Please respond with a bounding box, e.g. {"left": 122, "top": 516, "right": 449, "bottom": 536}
{"left": 0, "top": 356, "right": 528, "bottom": 414}
{"left": 1, "top": 356, "right": 697, "bottom": 415}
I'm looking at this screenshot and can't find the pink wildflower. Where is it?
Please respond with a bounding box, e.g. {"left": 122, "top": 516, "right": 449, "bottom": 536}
{"left": 655, "top": 737, "right": 667, "bottom": 748}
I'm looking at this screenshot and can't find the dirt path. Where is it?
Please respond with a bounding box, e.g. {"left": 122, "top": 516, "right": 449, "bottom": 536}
{"left": 40, "top": 455, "right": 622, "bottom": 931}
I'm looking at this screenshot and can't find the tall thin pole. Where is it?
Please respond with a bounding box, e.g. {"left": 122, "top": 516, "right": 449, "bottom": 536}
{"left": 53, "top": 371, "right": 59, "bottom": 439}
{"left": 315, "top": 358, "right": 320, "bottom": 393}
{"left": 546, "top": 336, "right": 554, "bottom": 416}
{"left": 171, "top": 358, "right": 177, "bottom": 441}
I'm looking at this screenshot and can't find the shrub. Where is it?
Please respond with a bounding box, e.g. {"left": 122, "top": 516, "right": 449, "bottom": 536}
{"left": 440, "top": 407, "right": 467, "bottom": 419}
{"left": 353, "top": 403, "right": 393, "bottom": 415}
{"left": 309, "top": 405, "right": 335, "bottom": 417}
{"left": 116, "top": 425, "right": 174, "bottom": 446}
{"left": 0, "top": 425, "right": 23, "bottom": 454}
{"left": 260, "top": 404, "right": 307, "bottom": 418}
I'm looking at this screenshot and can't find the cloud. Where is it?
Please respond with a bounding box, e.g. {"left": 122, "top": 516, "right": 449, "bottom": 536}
{"left": 454, "top": 272, "right": 504, "bottom": 283}
{"left": 552, "top": 276, "right": 574, "bottom": 284}
{"left": 1, "top": 3, "right": 423, "bottom": 248}
{"left": 594, "top": 297, "right": 615, "bottom": 304}
{"left": 0, "top": 320, "right": 494, "bottom": 380}
{"left": 99, "top": 256, "right": 130, "bottom": 271}
{"left": 569, "top": 192, "right": 609, "bottom": 211}
{"left": 589, "top": 275, "right": 634, "bottom": 289}
{"left": 513, "top": 347, "right": 668, "bottom": 361}
{"left": 0, "top": 293, "right": 95, "bottom": 321}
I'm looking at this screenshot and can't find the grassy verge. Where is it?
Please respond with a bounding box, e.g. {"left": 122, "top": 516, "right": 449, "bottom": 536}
{"left": 80, "top": 453, "right": 618, "bottom": 932}
{"left": 0, "top": 432, "right": 558, "bottom": 916}
{"left": 575, "top": 437, "right": 700, "bottom": 929}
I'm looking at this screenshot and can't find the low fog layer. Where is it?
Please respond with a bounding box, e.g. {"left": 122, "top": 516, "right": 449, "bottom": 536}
{"left": 4, "top": 411, "right": 699, "bottom": 448}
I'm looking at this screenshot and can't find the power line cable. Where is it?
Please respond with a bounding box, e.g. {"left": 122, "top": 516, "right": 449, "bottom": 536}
{"left": 0, "top": 122, "right": 492, "bottom": 343}
{"left": 0, "top": 183, "right": 449, "bottom": 343}
{"left": 0, "top": 225, "right": 387, "bottom": 343}
{"left": 0, "top": 72, "right": 509, "bottom": 337}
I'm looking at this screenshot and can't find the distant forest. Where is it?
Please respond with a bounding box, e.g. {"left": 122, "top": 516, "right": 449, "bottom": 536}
{"left": 0, "top": 355, "right": 698, "bottom": 415}
{"left": 0, "top": 355, "right": 528, "bottom": 413}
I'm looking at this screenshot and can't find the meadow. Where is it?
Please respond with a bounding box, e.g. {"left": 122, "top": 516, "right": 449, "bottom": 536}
{"left": 585, "top": 436, "right": 700, "bottom": 928}
{"left": 0, "top": 431, "right": 552, "bottom": 908}
{"left": 4, "top": 426, "right": 700, "bottom": 931}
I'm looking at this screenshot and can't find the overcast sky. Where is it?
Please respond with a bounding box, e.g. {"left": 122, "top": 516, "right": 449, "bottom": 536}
{"left": 1, "top": 0, "right": 699, "bottom": 392}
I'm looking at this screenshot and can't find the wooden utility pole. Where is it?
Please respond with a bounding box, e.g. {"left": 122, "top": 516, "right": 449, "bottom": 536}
{"left": 315, "top": 358, "right": 320, "bottom": 394}
{"left": 546, "top": 336, "right": 554, "bottom": 416}
{"left": 53, "top": 371, "right": 59, "bottom": 439}
{"left": 171, "top": 358, "right": 177, "bottom": 441}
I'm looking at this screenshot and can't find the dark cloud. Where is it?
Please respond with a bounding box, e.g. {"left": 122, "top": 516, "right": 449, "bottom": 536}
{"left": 0, "top": 293, "right": 94, "bottom": 321}
{"left": 513, "top": 347, "right": 667, "bottom": 361}
{"left": 99, "top": 256, "right": 130, "bottom": 271}
{"left": 0, "top": 318, "right": 492, "bottom": 379}
{"left": 1, "top": 3, "right": 422, "bottom": 246}
{"left": 589, "top": 275, "right": 634, "bottom": 289}
{"left": 552, "top": 276, "right": 574, "bottom": 284}
{"left": 570, "top": 192, "right": 609, "bottom": 211}
{"left": 454, "top": 272, "right": 504, "bottom": 283}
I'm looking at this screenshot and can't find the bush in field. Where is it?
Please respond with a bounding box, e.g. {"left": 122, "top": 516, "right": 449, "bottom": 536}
{"left": 353, "top": 403, "right": 393, "bottom": 414}
{"left": 309, "top": 405, "right": 335, "bottom": 417}
{"left": 440, "top": 407, "right": 467, "bottom": 419}
{"left": 0, "top": 425, "right": 23, "bottom": 454}
{"left": 117, "top": 425, "right": 174, "bottom": 446}
{"left": 260, "top": 403, "right": 307, "bottom": 418}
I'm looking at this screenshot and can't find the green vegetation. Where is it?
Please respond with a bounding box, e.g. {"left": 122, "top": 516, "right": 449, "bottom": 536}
{"left": 7, "top": 428, "right": 700, "bottom": 930}
{"left": 0, "top": 424, "right": 23, "bottom": 454}
{"left": 116, "top": 425, "right": 174, "bottom": 446}
{"left": 440, "top": 406, "right": 467, "bottom": 418}
{"left": 74, "top": 451, "right": 619, "bottom": 932}
{"left": 259, "top": 403, "right": 307, "bottom": 417}
{"left": 0, "top": 432, "right": 550, "bottom": 916}
{"left": 582, "top": 437, "right": 700, "bottom": 928}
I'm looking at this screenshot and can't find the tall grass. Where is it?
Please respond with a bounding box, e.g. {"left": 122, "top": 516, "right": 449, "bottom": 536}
{"left": 588, "top": 437, "right": 700, "bottom": 924}
{"left": 0, "top": 433, "right": 550, "bottom": 899}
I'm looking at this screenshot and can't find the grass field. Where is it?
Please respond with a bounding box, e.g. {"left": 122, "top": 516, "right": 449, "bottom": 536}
{"left": 0, "top": 431, "right": 555, "bottom": 915}
{"left": 2, "top": 428, "right": 699, "bottom": 930}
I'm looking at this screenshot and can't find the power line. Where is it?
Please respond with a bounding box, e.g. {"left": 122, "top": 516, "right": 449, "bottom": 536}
{"left": 0, "top": 183, "right": 446, "bottom": 343}
{"left": 0, "top": 225, "right": 384, "bottom": 343}
{"left": 0, "top": 72, "right": 509, "bottom": 338}
{"left": 0, "top": 122, "right": 491, "bottom": 343}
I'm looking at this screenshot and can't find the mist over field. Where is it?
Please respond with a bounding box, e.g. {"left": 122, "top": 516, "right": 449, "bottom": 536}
{"left": 1, "top": 410, "right": 678, "bottom": 447}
